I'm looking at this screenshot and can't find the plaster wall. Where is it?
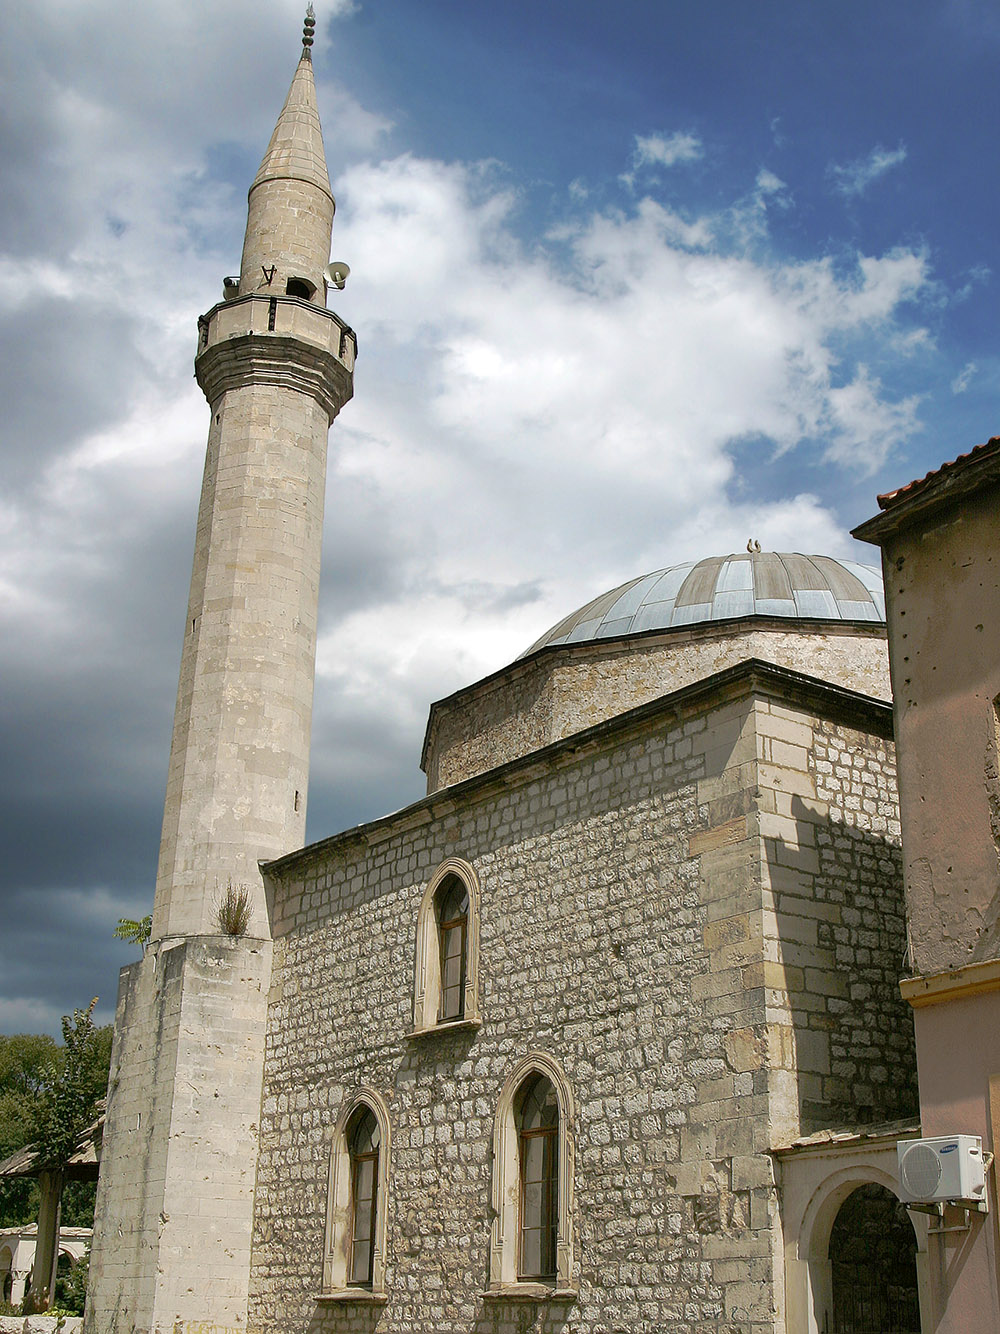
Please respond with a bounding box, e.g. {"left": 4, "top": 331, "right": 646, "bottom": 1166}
{"left": 910, "top": 990, "right": 1000, "bottom": 1334}
{"left": 250, "top": 677, "right": 910, "bottom": 1334}
{"left": 0, "top": 1228, "right": 90, "bottom": 1310}
{"left": 879, "top": 484, "right": 1000, "bottom": 975}
{"left": 423, "top": 625, "right": 889, "bottom": 791}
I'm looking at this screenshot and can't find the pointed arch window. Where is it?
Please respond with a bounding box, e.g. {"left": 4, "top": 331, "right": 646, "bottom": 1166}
{"left": 347, "top": 1107, "right": 380, "bottom": 1287}
{"left": 516, "top": 1074, "right": 559, "bottom": 1280}
{"left": 412, "top": 858, "right": 481, "bottom": 1034}
{"left": 489, "top": 1053, "right": 576, "bottom": 1296}
{"left": 321, "top": 1089, "right": 390, "bottom": 1302}
{"left": 437, "top": 875, "right": 469, "bottom": 1021}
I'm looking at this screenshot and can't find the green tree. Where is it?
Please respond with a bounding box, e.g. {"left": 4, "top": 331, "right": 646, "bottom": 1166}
{"left": 0, "top": 1010, "right": 112, "bottom": 1229}
{"left": 32, "top": 1000, "right": 112, "bottom": 1170}
{"left": 113, "top": 915, "right": 151, "bottom": 952}
{"left": 54, "top": 1246, "right": 89, "bottom": 1315}
{"left": 18, "top": 1002, "right": 113, "bottom": 1312}
{"left": 0, "top": 1033, "right": 58, "bottom": 1227}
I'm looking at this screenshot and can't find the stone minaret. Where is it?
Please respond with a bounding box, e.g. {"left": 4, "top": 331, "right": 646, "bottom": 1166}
{"left": 86, "top": 13, "right": 353, "bottom": 1333}
{"left": 155, "top": 7, "right": 353, "bottom": 938}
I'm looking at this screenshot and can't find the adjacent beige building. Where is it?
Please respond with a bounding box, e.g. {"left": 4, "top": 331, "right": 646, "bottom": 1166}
{"left": 855, "top": 435, "right": 1000, "bottom": 1334}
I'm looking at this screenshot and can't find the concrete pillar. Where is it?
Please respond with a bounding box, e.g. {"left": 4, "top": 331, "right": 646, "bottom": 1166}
{"left": 27, "top": 1169, "right": 62, "bottom": 1311}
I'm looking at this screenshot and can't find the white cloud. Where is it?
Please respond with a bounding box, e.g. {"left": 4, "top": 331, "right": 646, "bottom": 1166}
{"left": 633, "top": 131, "right": 704, "bottom": 169}
{"left": 829, "top": 143, "right": 907, "bottom": 197}
{"left": 621, "top": 131, "right": 703, "bottom": 189}
{"left": 824, "top": 367, "right": 922, "bottom": 470}
{"left": 951, "top": 361, "right": 978, "bottom": 393}
{"left": 308, "top": 149, "right": 932, "bottom": 712}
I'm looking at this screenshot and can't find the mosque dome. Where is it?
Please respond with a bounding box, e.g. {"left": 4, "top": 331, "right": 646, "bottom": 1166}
{"left": 523, "top": 551, "right": 885, "bottom": 656}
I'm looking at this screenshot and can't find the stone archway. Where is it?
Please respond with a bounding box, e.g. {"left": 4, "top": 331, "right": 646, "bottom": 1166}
{"left": 775, "top": 1133, "right": 929, "bottom": 1334}
{"left": 1, "top": 1246, "right": 13, "bottom": 1305}
{"left": 829, "top": 1182, "right": 920, "bottom": 1333}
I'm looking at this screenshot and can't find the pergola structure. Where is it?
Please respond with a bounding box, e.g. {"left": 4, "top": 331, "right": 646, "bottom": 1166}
{"left": 0, "top": 1109, "right": 102, "bottom": 1310}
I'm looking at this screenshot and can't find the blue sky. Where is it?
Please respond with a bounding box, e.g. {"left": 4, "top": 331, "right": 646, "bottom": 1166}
{"left": 0, "top": 0, "right": 997, "bottom": 1035}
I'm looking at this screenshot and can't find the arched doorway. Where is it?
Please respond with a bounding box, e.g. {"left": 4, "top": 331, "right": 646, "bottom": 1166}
{"left": 1, "top": 1246, "right": 13, "bottom": 1305}
{"left": 829, "top": 1182, "right": 920, "bottom": 1333}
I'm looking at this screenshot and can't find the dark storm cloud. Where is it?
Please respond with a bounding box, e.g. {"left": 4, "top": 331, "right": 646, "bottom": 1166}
{"left": 0, "top": 301, "right": 144, "bottom": 488}
{"left": 0, "top": 886, "right": 147, "bottom": 1031}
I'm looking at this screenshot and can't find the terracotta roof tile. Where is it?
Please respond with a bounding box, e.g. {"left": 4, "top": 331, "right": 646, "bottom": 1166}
{"left": 877, "top": 436, "right": 1000, "bottom": 510}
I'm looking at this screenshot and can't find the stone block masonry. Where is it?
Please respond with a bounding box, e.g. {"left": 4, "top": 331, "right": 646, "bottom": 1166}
{"left": 422, "top": 622, "right": 890, "bottom": 791}
{"left": 251, "top": 661, "right": 913, "bottom": 1334}
{"left": 86, "top": 938, "right": 271, "bottom": 1334}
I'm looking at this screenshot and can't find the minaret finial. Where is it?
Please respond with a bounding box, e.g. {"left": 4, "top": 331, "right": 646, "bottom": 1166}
{"left": 302, "top": 4, "right": 316, "bottom": 59}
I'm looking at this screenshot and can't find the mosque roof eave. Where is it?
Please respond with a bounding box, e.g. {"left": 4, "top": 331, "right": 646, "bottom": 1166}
{"left": 271, "top": 658, "right": 895, "bottom": 882}
{"left": 419, "top": 550, "right": 886, "bottom": 775}
{"left": 419, "top": 606, "right": 887, "bottom": 775}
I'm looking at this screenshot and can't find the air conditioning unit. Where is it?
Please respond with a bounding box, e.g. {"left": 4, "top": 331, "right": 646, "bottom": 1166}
{"left": 897, "top": 1135, "right": 986, "bottom": 1204}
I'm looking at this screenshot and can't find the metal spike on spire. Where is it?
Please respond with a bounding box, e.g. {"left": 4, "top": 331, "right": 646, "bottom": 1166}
{"left": 302, "top": 4, "right": 316, "bottom": 59}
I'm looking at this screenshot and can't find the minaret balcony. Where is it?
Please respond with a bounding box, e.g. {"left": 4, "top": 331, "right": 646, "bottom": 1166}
{"left": 195, "top": 292, "right": 356, "bottom": 420}
{"left": 198, "top": 291, "right": 356, "bottom": 369}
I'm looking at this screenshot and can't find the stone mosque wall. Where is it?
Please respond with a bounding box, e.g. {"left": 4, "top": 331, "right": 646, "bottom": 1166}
{"left": 250, "top": 664, "right": 915, "bottom": 1334}
{"left": 422, "top": 623, "right": 890, "bottom": 791}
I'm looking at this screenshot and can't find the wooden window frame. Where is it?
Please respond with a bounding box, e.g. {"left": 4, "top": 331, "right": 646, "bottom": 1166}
{"left": 347, "top": 1109, "right": 379, "bottom": 1289}
{"left": 412, "top": 858, "right": 481, "bottom": 1035}
{"left": 321, "top": 1089, "right": 390, "bottom": 1300}
{"left": 489, "top": 1053, "right": 575, "bottom": 1295}
{"left": 516, "top": 1078, "right": 559, "bottom": 1282}
{"left": 437, "top": 878, "right": 469, "bottom": 1022}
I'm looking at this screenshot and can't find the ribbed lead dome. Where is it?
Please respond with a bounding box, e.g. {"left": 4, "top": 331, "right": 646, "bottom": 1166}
{"left": 523, "top": 552, "right": 885, "bottom": 656}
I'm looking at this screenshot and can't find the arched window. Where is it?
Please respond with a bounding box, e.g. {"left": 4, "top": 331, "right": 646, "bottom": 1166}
{"left": 347, "top": 1107, "right": 380, "bottom": 1288}
{"left": 285, "top": 276, "right": 316, "bottom": 300}
{"left": 437, "top": 875, "right": 469, "bottom": 1021}
{"left": 516, "top": 1073, "right": 559, "bottom": 1280}
{"left": 321, "top": 1090, "right": 390, "bottom": 1302}
{"left": 412, "top": 858, "right": 481, "bottom": 1033}
{"left": 490, "top": 1053, "right": 575, "bottom": 1294}
{"left": 0, "top": 1247, "right": 13, "bottom": 1306}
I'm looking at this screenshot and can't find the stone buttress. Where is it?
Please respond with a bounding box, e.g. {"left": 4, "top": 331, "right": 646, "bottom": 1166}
{"left": 85, "top": 16, "right": 354, "bottom": 1334}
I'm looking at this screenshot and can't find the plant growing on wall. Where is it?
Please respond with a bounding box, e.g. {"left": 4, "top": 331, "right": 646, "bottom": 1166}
{"left": 214, "top": 882, "right": 253, "bottom": 936}
{"left": 112, "top": 915, "right": 152, "bottom": 952}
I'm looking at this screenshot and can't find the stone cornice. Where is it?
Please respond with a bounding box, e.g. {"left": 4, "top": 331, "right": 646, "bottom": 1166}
{"left": 420, "top": 616, "right": 887, "bottom": 775}
{"left": 900, "top": 957, "right": 1000, "bottom": 1008}
{"left": 195, "top": 332, "right": 353, "bottom": 422}
{"left": 264, "top": 658, "right": 893, "bottom": 880}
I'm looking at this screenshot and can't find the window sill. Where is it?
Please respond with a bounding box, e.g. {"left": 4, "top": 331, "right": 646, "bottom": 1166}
{"left": 314, "top": 1289, "right": 388, "bottom": 1305}
{"left": 482, "top": 1285, "right": 577, "bottom": 1303}
{"left": 409, "top": 1017, "right": 482, "bottom": 1039}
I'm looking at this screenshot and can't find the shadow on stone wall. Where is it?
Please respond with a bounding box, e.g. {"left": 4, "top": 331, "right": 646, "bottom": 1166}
{"left": 765, "top": 794, "right": 918, "bottom": 1135}
{"left": 469, "top": 1300, "right": 574, "bottom": 1334}
{"left": 305, "top": 1297, "right": 574, "bottom": 1334}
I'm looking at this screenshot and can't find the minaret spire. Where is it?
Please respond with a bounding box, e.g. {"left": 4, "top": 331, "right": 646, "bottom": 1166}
{"left": 238, "top": 7, "right": 334, "bottom": 300}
